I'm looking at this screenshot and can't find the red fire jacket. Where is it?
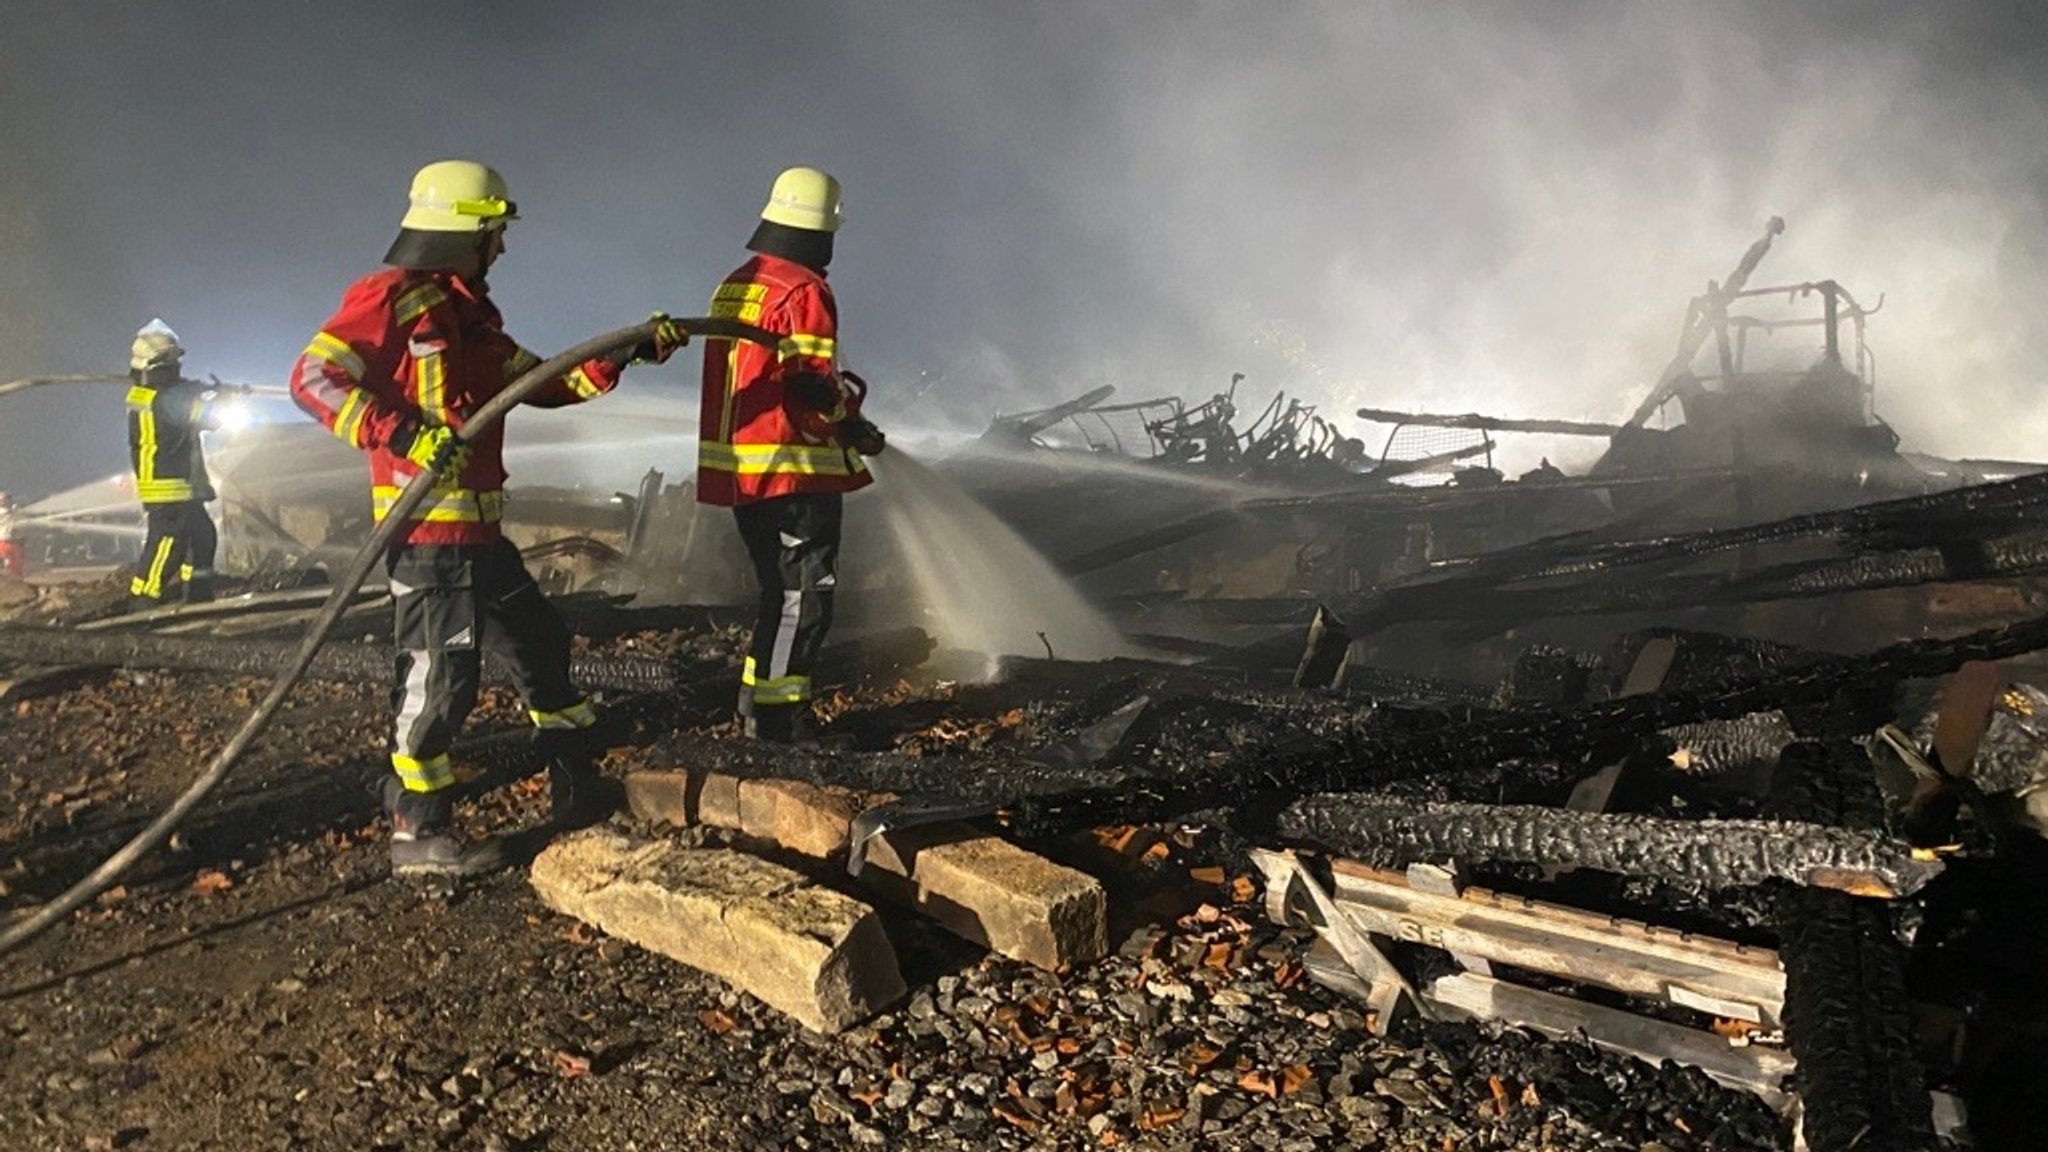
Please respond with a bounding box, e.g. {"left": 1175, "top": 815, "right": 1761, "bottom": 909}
{"left": 290, "top": 268, "right": 621, "bottom": 545}
{"left": 697, "top": 253, "right": 872, "bottom": 507}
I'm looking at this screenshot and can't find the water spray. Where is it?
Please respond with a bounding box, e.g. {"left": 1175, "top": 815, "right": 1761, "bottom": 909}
{"left": 0, "top": 316, "right": 780, "bottom": 957}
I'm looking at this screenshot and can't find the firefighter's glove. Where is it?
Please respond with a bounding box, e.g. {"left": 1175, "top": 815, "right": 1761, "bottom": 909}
{"left": 786, "top": 372, "right": 841, "bottom": 413}
{"left": 620, "top": 312, "right": 688, "bottom": 367}
{"left": 397, "top": 422, "right": 470, "bottom": 480}
{"left": 844, "top": 416, "right": 887, "bottom": 457}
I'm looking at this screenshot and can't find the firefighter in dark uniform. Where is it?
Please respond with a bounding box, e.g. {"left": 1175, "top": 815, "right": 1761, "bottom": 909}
{"left": 125, "top": 320, "right": 225, "bottom": 610}
{"left": 289, "top": 159, "right": 682, "bottom": 877}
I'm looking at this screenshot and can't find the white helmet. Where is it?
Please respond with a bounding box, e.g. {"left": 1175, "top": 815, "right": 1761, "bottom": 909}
{"left": 400, "top": 160, "right": 517, "bottom": 233}
{"left": 130, "top": 318, "right": 184, "bottom": 373}
{"left": 760, "top": 166, "right": 842, "bottom": 234}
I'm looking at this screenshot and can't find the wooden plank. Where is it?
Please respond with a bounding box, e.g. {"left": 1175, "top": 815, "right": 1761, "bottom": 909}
{"left": 1428, "top": 971, "right": 1794, "bottom": 1110}
{"left": 1251, "top": 848, "right": 1421, "bottom": 1032}
{"left": 1326, "top": 856, "right": 1784, "bottom": 1027}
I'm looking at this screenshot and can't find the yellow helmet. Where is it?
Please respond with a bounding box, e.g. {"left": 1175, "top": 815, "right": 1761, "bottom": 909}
{"left": 399, "top": 160, "right": 518, "bottom": 233}
{"left": 760, "top": 166, "right": 842, "bottom": 234}
{"left": 130, "top": 318, "right": 183, "bottom": 373}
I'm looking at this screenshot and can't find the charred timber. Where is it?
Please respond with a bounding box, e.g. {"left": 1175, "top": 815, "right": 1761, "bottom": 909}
{"left": 1662, "top": 711, "right": 1796, "bottom": 778}
{"left": 1272, "top": 795, "right": 1937, "bottom": 897}
{"left": 1354, "top": 406, "right": 1623, "bottom": 437}
{"left": 1349, "top": 469, "right": 2048, "bottom": 633}
{"left": 1766, "top": 740, "right": 1935, "bottom": 1152}
{"left": 1352, "top": 526, "right": 2048, "bottom": 633}
{"left": 1009, "top": 612, "right": 2048, "bottom": 836}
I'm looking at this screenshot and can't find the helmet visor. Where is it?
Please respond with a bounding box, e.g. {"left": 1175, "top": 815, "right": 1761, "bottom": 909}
{"left": 454, "top": 196, "right": 518, "bottom": 226}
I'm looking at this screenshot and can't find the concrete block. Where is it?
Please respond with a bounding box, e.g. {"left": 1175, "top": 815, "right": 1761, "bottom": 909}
{"left": 622, "top": 770, "right": 693, "bottom": 827}
{"left": 738, "top": 778, "right": 863, "bottom": 859}
{"left": 864, "top": 823, "right": 1108, "bottom": 971}
{"left": 530, "top": 829, "right": 904, "bottom": 1032}
{"left": 697, "top": 772, "right": 743, "bottom": 829}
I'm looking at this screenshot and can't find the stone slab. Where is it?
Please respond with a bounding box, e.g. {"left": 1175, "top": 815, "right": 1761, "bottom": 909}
{"left": 529, "top": 829, "right": 904, "bottom": 1032}
{"left": 622, "top": 770, "right": 693, "bottom": 827}
{"left": 697, "top": 771, "right": 743, "bottom": 829}
{"left": 864, "top": 822, "right": 1108, "bottom": 971}
{"left": 623, "top": 769, "right": 1107, "bottom": 971}
{"left": 738, "top": 778, "right": 864, "bottom": 859}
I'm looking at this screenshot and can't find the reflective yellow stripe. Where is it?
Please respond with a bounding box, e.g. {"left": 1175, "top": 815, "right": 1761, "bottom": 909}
{"left": 136, "top": 479, "right": 197, "bottom": 503}
{"left": 392, "top": 752, "right": 455, "bottom": 793}
{"left": 530, "top": 699, "right": 598, "bottom": 730}
{"left": 751, "top": 674, "right": 810, "bottom": 705}
{"left": 741, "top": 655, "right": 757, "bottom": 685}
{"left": 394, "top": 283, "right": 446, "bottom": 326}
{"left": 130, "top": 386, "right": 161, "bottom": 486}
{"left": 333, "top": 390, "right": 371, "bottom": 448}
{"left": 305, "top": 331, "right": 366, "bottom": 380}
{"left": 416, "top": 351, "right": 446, "bottom": 427}
{"left": 371, "top": 486, "right": 504, "bottom": 524}
{"left": 134, "top": 535, "right": 177, "bottom": 598}
{"left": 698, "top": 441, "right": 866, "bottom": 477}
{"left": 777, "top": 334, "right": 836, "bottom": 362}
{"left": 565, "top": 365, "right": 604, "bottom": 399}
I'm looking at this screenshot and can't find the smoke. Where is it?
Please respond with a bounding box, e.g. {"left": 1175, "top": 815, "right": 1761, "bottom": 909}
{"left": 879, "top": 3, "right": 2048, "bottom": 470}
{"left": 3, "top": 3, "right": 2046, "bottom": 499}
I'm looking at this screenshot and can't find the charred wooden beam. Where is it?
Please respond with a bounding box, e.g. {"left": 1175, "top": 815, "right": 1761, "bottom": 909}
{"left": 1272, "top": 795, "right": 1939, "bottom": 897}
{"left": 1355, "top": 406, "right": 1623, "bottom": 437}
{"left": 1766, "top": 739, "right": 1935, "bottom": 1152}
{"left": 1367, "top": 529, "right": 2048, "bottom": 631}
{"left": 1346, "top": 468, "right": 2048, "bottom": 634}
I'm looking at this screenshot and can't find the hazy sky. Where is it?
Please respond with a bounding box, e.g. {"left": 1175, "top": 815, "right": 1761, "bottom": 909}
{"left": 4, "top": 1, "right": 2047, "bottom": 498}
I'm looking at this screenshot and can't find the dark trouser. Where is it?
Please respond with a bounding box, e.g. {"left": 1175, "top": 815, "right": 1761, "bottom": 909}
{"left": 385, "top": 537, "right": 595, "bottom": 824}
{"left": 733, "top": 493, "right": 843, "bottom": 717}
{"left": 131, "top": 500, "right": 218, "bottom": 605}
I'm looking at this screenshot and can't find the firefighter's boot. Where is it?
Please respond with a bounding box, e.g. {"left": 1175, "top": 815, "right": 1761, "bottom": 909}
{"left": 545, "top": 758, "right": 619, "bottom": 830}
{"left": 536, "top": 726, "right": 617, "bottom": 830}
{"left": 183, "top": 569, "right": 217, "bottom": 605}
{"left": 384, "top": 779, "right": 505, "bottom": 878}
{"left": 750, "top": 703, "right": 812, "bottom": 745}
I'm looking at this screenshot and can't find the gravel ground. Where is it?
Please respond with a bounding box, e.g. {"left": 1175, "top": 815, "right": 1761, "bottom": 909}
{"left": 0, "top": 598, "right": 1794, "bottom": 1150}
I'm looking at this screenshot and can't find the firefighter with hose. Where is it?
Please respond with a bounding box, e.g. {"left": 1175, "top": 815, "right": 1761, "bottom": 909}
{"left": 699, "top": 167, "right": 887, "bottom": 744}
{"left": 289, "top": 159, "right": 684, "bottom": 877}
{"left": 125, "top": 320, "right": 234, "bottom": 610}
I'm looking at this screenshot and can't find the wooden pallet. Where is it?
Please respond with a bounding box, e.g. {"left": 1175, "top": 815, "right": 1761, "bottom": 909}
{"left": 1249, "top": 847, "right": 1795, "bottom": 1110}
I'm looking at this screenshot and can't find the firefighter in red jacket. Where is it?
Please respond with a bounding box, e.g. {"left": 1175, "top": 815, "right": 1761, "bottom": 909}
{"left": 700, "top": 167, "right": 886, "bottom": 743}
{"left": 290, "top": 160, "right": 681, "bottom": 877}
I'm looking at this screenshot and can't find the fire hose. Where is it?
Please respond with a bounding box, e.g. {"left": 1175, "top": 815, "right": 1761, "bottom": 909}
{"left": 0, "top": 316, "right": 782, "bottom": 956}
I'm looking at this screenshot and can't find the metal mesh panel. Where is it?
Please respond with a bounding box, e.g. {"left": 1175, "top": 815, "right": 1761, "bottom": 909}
{"left": 1379, "top": 423, "right": 1488, "bottom": 474}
